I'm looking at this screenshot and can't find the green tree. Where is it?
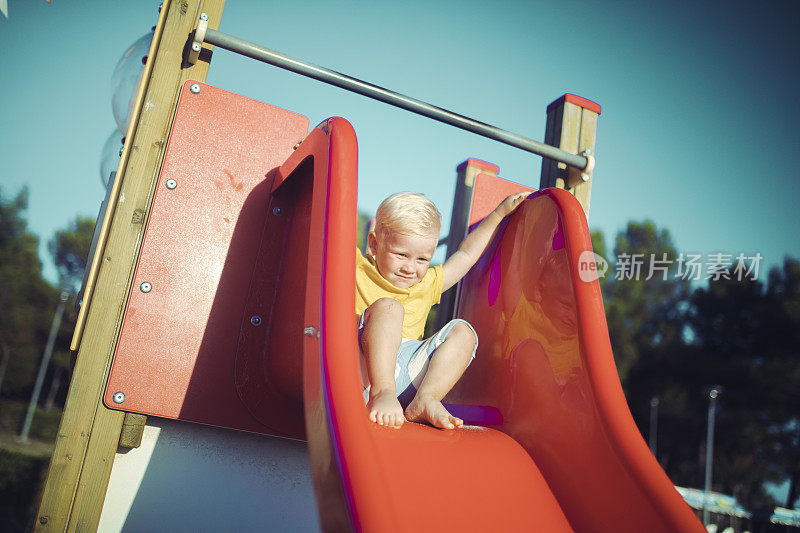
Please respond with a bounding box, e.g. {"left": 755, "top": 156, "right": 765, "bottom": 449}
{"left": 594, "top": 220, "right": 799, "bottom": 513}
{"left": 48, "top": 217, "right": 95, "bottom": 295}
{"left": 625, "top": 256, "right": 800, "bottom": 512}
{"left": 0, "top": 187, "right": 55, "bottom": 400}
{"left": 762, "top": 258, "right": 800, "bottom": 508}
{"left": 690, "top": 276, "right": 765, "bottom": 501}
{"left": 589, "top": 229, "right": 609, "bottom": 292}
{"left": 599, "top": 221, "right": 691, "bottom": 382}
{"left": 681, "top": 270, "right": 789, "bottom": 510}
{"left": 594, "top": 222, "right": 699, "bottom": 488}
{"left": 357, "top": 210, "right": 372, "bottom": 251}
{"left": 43, "top": 216, "right": 96, "bottom": 409}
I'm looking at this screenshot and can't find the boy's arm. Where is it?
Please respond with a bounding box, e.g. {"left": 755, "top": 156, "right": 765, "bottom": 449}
{"left": 441, "top": 192, "right": 529, "bottom": 291}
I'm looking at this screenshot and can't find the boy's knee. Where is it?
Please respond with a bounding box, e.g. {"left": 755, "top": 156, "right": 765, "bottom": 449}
{"left": 451, "top": 321, "right": 477, "bottom": 350}
{"left": 365, "top": 298, "right": 404, "bottom": 320}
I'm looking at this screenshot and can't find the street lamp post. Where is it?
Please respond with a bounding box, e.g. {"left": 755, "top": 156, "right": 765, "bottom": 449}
{"left": 19, "top": 291, "right": 69, "bottom": 442}
{"left": 649, "top": 396, "right": 660, "bottom": 458}
{"left": 702, "top": 386, "right": 721, "bottom": 526}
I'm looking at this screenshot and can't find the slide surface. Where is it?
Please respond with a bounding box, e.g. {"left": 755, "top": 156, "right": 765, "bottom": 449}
{"left": 293, "top": 117, "right": 704, "bottom": 532}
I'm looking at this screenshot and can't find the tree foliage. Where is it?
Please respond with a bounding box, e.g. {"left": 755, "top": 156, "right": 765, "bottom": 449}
{"left": 44, "top": 216, "right": 95, "bottom": 409}
{"left": 599, "top": 220, "right": 691, "bottom": 381}
{"left": 0, "top": 187, "right": 55, "bottom": 400}
{"left": 0, "top": 189, "right": 94, "bottom": 409}
{"left": 594, "top": 220, "right": 800, "bottom": 512}
{"left": 357, "top": 210, "right": 372, "bottom": 251}
{"left": 48, "top": 217, "right": 95, "bottom": 294}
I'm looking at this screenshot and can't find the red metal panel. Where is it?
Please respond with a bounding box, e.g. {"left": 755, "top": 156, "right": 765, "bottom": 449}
{"left": 105, "top": 81, "right": 309, "bottom": 435}
{"left": 467, "top": 172, "right": 536, "bottom": 228}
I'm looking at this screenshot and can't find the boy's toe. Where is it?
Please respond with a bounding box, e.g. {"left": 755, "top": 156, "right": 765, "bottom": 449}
{"left": 437, "top": 415, "right": 454, "bottom": 429}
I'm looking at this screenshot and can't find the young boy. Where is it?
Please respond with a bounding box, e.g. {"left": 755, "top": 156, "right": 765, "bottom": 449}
{"left": 356, "top": 191, "right": 528, "bottom": 429}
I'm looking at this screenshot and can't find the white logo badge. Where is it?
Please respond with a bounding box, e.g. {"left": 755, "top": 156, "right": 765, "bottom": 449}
{"left": 578, "top": 250, "right": 609, "bottom": 282}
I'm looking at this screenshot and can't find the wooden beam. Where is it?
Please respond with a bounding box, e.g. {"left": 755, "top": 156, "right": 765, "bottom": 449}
{"left": 437, "top": 159, "right": 499, "bottom": 329}
{"left": 539, "top": 94, "right": 600, "bottom": 216}
{"left": 35, "top": 1, "right": 225, "bottom": 530}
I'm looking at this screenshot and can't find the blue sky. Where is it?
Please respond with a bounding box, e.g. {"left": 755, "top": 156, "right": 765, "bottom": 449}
{"left": 2, "top": 1, "right": 798, "bottom": 284}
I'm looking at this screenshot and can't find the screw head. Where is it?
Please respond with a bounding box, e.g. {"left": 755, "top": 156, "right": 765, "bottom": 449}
{"left": 200, "top": 12, "right": 209, "bottom": 21}
{"left": 191, "top": 42, "right": 201, "bottom": 52}
{"left": 112, "top": 392, "right": 126, "bottom": 404}
{"left": 190, "top": 84, "right": 201, "bottom": 94}
{"left": 165, "top": 179, "right": 177, "bottom": 190}
{"left": 250, "top": 315, "right": 262, "bottom": 326}
{"left": 580, "top": 173, "right": 590, "bottom": 182}
{"left": 140, "top": 282, "right": 152, "bottom": 293}
{"left": 272, "top": 207, "right": 282, "bottom": 216}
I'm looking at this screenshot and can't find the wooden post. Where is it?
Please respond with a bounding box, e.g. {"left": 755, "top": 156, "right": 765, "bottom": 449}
{"left": 35, "top": 1, "right": 225, "bottom": 530}
{"left": 436, "top": 159, "right": 499, "bottom": 329}
{"left": 539, "top": 94, "right": 601, "bottom": 216}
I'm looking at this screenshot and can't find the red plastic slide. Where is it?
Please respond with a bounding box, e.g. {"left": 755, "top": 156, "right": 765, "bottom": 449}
{"left": 286, "top": 117, "right": 704, "bottom": 532}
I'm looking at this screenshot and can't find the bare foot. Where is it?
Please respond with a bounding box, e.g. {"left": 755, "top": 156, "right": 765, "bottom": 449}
{"left": 405, "top": 394, "right": 463, "bottom": 429}
{"left": 367, "top": 389, "right": 404, "bottom": 428}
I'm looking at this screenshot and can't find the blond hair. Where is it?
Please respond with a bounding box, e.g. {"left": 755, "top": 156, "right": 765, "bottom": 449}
{"left": 375, "top": 192, "right": 441, "bottom": 239}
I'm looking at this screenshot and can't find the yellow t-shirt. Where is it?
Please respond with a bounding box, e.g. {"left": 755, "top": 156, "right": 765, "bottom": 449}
{"left": 355, "top": 248, "right": 444, "bottom": 340}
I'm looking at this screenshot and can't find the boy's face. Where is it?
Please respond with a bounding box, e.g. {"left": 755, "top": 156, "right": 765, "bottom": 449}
{"left": 368, "top": 229, "right": 438, "bottom": 289}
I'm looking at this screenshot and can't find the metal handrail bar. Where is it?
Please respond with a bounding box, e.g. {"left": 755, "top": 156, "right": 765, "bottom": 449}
{"left": 203, "top": 28, "right": 589, "bottom": 170}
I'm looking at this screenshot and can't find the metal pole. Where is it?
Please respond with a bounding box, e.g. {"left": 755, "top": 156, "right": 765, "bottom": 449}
{"left": 649, "top": 396, "right": 659, "bottom": 457}
{"left": 203, "top": 28, "right": 590, "bottom": 171}
{"left": 702, "top": 387, "right": 720, "bottom": 525}
{"left": 19, "top": 291, "right": 69, "bottom": 442}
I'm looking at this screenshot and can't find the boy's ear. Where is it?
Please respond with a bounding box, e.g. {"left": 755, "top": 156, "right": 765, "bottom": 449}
{"left": 367, "top": 232, "right": 377, "bottom": 256}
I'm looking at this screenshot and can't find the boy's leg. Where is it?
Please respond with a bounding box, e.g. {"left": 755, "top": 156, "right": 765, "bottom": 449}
{"left": 405, "top": 321, "right": 477, "bottom": 429}
{"left": 361, "top": 298, "right": 405, "bottom": 428}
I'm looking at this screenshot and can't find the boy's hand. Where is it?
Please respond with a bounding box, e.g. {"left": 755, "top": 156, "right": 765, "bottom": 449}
{"left": 441, "top": 191, "right": 529, "bottom": 292}
{"left": 493, "top": 192, "right": 530, "bottom": 219}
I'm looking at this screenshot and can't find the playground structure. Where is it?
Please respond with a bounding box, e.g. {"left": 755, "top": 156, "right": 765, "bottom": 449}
{"left": 35, "top": 1, "right": 705, "bottom": 531}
